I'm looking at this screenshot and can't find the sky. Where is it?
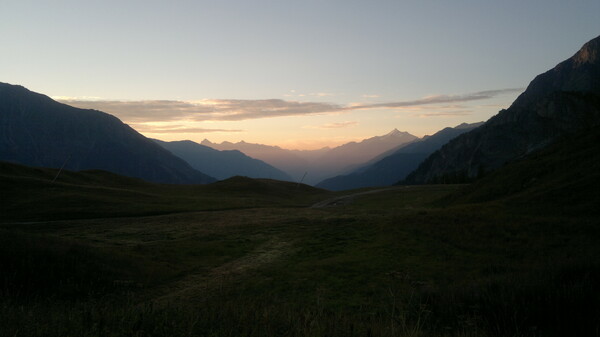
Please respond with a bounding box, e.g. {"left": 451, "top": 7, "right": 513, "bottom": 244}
{"left": 1, "top": 1, "right": 599, "bottom": 150}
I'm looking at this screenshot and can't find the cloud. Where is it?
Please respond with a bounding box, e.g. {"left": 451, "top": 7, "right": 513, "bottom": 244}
{"left": 59, "top": 100, "right": 200, "bottom": 122}
{"left": 305, "top": 121, "right": 359, "bottom": 129}
{"left": 52, "top": 95, "right": 103, "bottom": 101}
{"left": 411, "top": 111, "right": 472, "bottom": 118}
{"left": 58, "top": 88, "right": 522, "bottom": 123}
{"left": 283, "top": 91, "right": 335, "bottom": 98}
{"left": 132, "top": 124, "right": 244, "bottom": 134}
{"left": 350, "top": 88, "right": 523, "bottom": 110}
{"left": 59, "top": 98, "right": 345, "bottom": 122}
{"left": 309, "top": 92, "right": 335, "bottom": 97}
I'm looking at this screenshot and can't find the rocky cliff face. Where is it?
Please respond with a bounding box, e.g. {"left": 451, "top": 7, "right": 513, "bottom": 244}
{"left": 405, "top": 35, "right": 600, "bottom": 184}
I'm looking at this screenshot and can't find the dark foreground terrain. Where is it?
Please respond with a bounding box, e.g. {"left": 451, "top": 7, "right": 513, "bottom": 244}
{"left": 1, "top": 130, "right": 599, "bottom": 337}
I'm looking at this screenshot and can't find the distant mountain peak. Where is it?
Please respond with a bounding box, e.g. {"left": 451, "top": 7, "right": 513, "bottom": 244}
{"left": 384, "top": 128, "right": 410, "bottom": 137}
{"left": 316, "top": 123, "right": 481, "bottom": 190}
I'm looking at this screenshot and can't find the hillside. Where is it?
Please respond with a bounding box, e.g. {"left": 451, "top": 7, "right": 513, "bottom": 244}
{"left": 446, "top": 126, "right": 600, "bottom": 215}
{"left": 154, "top": 139, "right": 292, "bottom": 181}
{"left": 405, "top": 35, "right": 600, "bottom": 184}
{"left": 0, "top": 83, "right": 215, "bottom": 184}
{"left": 0, "top": 161, "right": 328, "bottom": 222}
{"left": 2, "top": 132, "right": 599, "bottom": 336}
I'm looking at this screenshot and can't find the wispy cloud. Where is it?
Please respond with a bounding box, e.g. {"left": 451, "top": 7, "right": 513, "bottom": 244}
{"left": 283, "top": 90, "right": 336, "bottom": 98}
{"left": 52, "top": 95, "right": 103, "bottom": 101}
{"left": 59, "top": 99, "right": 344, "bottom": 122}
{"left": 350, "top": 89, "right": 522, "bottom": 110}
{"left": 58, "top": 88, "right": 522, "bottom": 123}
{"left": 132, "top": 124, "right": 244, "bottom": 134}
{"left": 411, "top": 111, "right": 472, "bottom": 118}
{"left": 305, "top": 121, "right": 359, "bottom": 129}
{"left": 309, "top": 92, "right": 335, "bottom": 97}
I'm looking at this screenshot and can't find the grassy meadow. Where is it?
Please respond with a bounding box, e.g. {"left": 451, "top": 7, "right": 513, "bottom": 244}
{"left": 1, "top": 147, "right": 599, "bottom": 336}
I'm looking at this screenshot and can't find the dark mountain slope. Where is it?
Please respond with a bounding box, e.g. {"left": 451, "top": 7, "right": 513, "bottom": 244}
{"left": 446, "top": 126, "right": 600, "bottom": 216}
{"left": 154, "top": 139, "right": 292, "bottom": 181}
{"left": 0, "top": 83, "right": 215, "bottom": 184}
{"left": 405, "top": 35, "right": 600, "bottom": 184}
{"left": 317, "top": 123, "right": 480, "bottom": 190}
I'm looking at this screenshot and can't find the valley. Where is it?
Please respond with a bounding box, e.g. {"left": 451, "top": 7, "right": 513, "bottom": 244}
{"left": 0, "top": 24, "right": 599, "bottom": 337}
{"left": 1, "top": 129, "right": 599, "bottom": 336}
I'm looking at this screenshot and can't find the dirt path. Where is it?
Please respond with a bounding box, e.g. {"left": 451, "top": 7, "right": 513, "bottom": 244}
{"left": 310, "top": 186, "right": 405, "bottom": 208}
{"left": 153, "top": 237, "right": 292, "bottom": 304}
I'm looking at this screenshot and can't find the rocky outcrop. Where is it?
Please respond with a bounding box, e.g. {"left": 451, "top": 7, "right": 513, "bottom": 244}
{"left": 405, "top": 35, "right": 600, "bottom": 184}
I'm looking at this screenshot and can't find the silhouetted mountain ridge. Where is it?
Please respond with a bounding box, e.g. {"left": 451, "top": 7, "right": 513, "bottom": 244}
{"left": 316, "top": 123, "right": 481, "bottom": 190}
{"left": 201, "top": 139, "right": 310, "bottom": 181}
{"left": 404, "top": 35, "right": 600, "bottom": 184}
{"left": 154, "top": 139, "right": 292, "bottom": 181}
{"left": 0, "top": 82, "right": 215, "bottom": 184}
{"left": 203, "top": 129, "right": 416, "bottom": 184}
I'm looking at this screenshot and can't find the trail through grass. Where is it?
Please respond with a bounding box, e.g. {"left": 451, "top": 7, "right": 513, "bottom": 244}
{"left": 2, "top": 175, "right": 599, "bottom": 336}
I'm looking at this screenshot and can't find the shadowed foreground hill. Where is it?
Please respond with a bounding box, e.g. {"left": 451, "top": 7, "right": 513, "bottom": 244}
{"left": 445, "top": 126, "right": 600, "bottom": 215}
{"left": 0, "top": 82, "right": 215, "bottom": 184}
{"left": 0, "top": 162, "right": 329, "bottom": 221}
{"left": 405, "top": 35, "right": 600, "bottom": 184}
{"left": 1, "top": 125, "right": 599, "bottom": 336}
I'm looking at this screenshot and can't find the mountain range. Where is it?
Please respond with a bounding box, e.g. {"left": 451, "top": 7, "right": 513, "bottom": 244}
{"left": 316, "top": 122, "right": 482, "bottom": 190}
{"left": 2, "top": 35, "right": 598, "bottom": 190}
{"left": 201, "top": 139, "right": 311, "bottom": 182}
{"left": 154, "top": 139, "right": 292, "bottom": 181}
{"left": 0, "top": 83, "right": 215, "bottom": 184}
{"left": 0, "top": 82, "right": 416, "bottom": 186}
{"left": 202, "top": 129, "right": 417, "bottom": 184}
{"left": 405, "top": 35, "right": 600, "bottom": 184}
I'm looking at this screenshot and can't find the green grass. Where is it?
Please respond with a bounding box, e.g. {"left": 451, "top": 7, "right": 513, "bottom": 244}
{"left": 1, "top": 133, "right": 600, "bottom": 337}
